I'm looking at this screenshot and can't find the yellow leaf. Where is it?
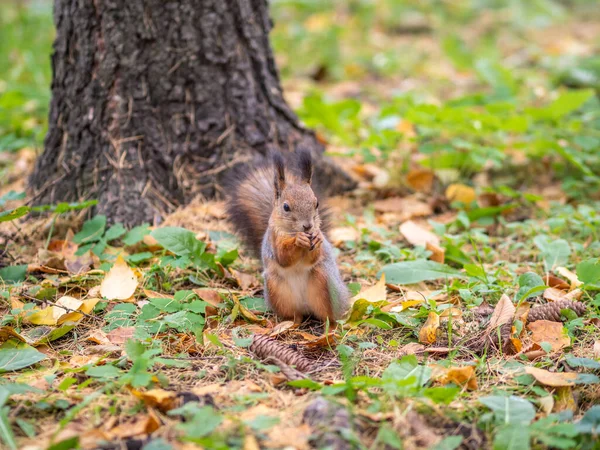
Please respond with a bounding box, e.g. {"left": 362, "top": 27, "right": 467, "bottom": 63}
{"left": 131, "top": 388, "right": 178, "bottom": 412}
{"left": 528, "top": 320, "right": 570, "bottom": 352}
{"left": 26, "top": 307, "right": 57, "bottom": 326}
{"left": 555, "top": 267, "right": 583, "bottom": 289}
{"left": 418, "top": 312, "right": 440, "bottom": 344}
{"left": 426, "top": 241, "right": 445, "bottom": 263}
{"left": 100, "top": 255, "right": 138, "bottom": 300}
{"left": 329, "top": 227, "right": 360, "bottom": 246}
{"left": 446, "top": 183, "right": 476, "bottom": 205}
{"left": 406, "top": 168, "right": 434, "bottom": 192}
{"left": 487, "top": 294, "right": 515, "bottom": 330}
{"left": 352, "top": 274, "right": 386, "bottom": 303}
{"left": 554, "top": 387, "right": 576, "bottom": 412}
{"left": 446, "top": 366, "right": 478, "bottom": 390}
{"left": 80, "top": 298, "right": 99, "bottom": 314}
{"left": 439, "top": 307, "right": 463, "bottom": 319}
{"left": 389, "top": 299, "right": 424, "bottom": 312}
{"left": 525, "top": 366, "right": 577, "bottom": 387}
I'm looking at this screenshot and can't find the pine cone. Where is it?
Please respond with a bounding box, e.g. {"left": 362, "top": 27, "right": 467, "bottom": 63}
{"left": 527, "top": 300, "right": 587, "bottom": 323}
{"left": 250, "top": 334, "right": 314, "bottom": 372}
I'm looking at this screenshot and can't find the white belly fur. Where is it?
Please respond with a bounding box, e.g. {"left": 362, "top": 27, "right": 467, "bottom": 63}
{"left": 274, "top": 263, "right": 313, "bottom": 315}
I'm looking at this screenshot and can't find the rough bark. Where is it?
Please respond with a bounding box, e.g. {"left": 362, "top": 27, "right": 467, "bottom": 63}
{"left": 30, "top": 0, "right": 355, "bottom": 226}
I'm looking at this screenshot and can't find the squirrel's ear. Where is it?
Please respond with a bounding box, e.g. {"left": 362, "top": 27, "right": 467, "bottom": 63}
{"left": 273, "top": 153, "right": 286, "bottom": 198}
{"left": 297, "top": 149, "right": 313, "bottom": 184}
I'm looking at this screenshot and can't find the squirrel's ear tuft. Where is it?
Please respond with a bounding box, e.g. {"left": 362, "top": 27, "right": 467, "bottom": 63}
{"left": 297, "top": 149, "right": 313, "bottom": 184}
{"left": 273, "top": 152, "right": 286, "bottom": 198}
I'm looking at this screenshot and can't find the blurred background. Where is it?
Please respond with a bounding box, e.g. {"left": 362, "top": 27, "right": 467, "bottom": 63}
{"left": 1, "top": 0, "right": 599, "bottom": 200}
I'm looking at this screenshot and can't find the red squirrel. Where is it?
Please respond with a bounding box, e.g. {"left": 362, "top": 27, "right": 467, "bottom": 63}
{"left": 226, "top": 150, "right": 349, "bottom": 323}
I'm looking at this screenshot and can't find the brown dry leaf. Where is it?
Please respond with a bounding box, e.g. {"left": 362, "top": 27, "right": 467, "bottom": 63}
{"left": 555, "top": 267, "right": 583, "bottom": 289}
{"left": 406, "top": 168, "right": 434, "bottom": 192}
{"left": 544, "top": 287, "right": 567, "bottom": 302}
{"left": 418, "top": 312, "right": 440, "bottom": 344}
{"left": 107, "top": 327, "right": 136, "bottom": 345}
{"left": 488, "top": 294, "right": 515, "bottom": 330}
{"left": 230, "top": 269, "right": 259, "bottom": 291}
{"left": 107, "top": 412, "right": 160, "bottom": 439}
{"left": 143, "top": 289, "right": 173, "bottom": 299}
{"left": 193, "top": 288, "right": 223, "bottom": 307}
{"left": 528, "top": 320, "right": 570, "bottom": 352}
{"left": 426, "top": 241, "right": 445, "bottom": 263}
{"left": 243, "top": 434, "right": 261, "bottom": 450}
{"left": 265, "top": 424, "right": 312, "bottom": 450}
{"left": 565, "top": 289, "right": 583, "bottom": 301}
{"left": 515, "top": 303, "right": 531, "bottom": 325}
{"left": 439, "top": 307, "right": 463, "bottom": 319}
{"left": 68, "top": 354, "right": 102, "bottom": 368}
{"left": 329, "top": 227, "right": 360, "bottom": 246}
{"left": 525, "top": 367, "right": 578, "bottom": 387}
{"left": 374, "top": 197, "right": 433, "bottom": 221}
{"left": 544, "top": 274, "right": 570, "bottom": 290}
{"left": 352, "top": 274, "right": 386, "bottom": 303}
{"left": 131, "top": 389, "right": 178, "bottom": 412}
{"left": 86, "top": 329, "right": 111, "bottom": 345}
{"left": 446, "top": 183, "right": 476, "bottom": 205}
{"left": 270, "top": 321, "right": 297, "bottom": 337}
{"left": 593, "top": 340, "right": 600, "bottom": 359}
{"left": 399, "top": 220, "right": 440, "bottom": 247}
{"left": 100, "top": 255, "right": 138, "bottom": 300}
{"left": 300, "top": 331, "right": 338, "bottom": 349}
{"left": 399, "top": 342, "right": 426, "bottom": 355}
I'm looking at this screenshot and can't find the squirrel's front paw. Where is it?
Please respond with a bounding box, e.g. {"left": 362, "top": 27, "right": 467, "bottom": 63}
{"left": 295, "top": 232, "right": 312, "bottom": 249}
{"left": 310, "top": 230, "right": 323, "bottom": 251}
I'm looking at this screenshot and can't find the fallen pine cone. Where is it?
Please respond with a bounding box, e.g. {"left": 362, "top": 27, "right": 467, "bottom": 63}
{"left": 250, "top": 333, "right": 314, "bottom": 372}
{"left": 527, "top": 300, "right": 586, "bottom": 323}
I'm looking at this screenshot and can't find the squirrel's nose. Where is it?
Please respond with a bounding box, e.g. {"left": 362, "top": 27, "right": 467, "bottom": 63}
{"left": 303, "top": 223, "right": 313, "bottom": 232}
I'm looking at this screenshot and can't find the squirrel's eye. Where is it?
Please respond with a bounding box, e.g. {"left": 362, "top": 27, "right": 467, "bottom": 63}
{"left": 283, "top": 203, "right": 291, "bottom": 212}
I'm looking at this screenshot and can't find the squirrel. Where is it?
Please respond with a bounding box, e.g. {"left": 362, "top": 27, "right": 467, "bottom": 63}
{"left": 225, "top": 150, "right": 349, "bottom": 323}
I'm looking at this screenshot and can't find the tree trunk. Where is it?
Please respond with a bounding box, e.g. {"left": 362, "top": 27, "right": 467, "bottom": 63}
{"left": 30, "top": 0, "right": 355, "bottom": 226}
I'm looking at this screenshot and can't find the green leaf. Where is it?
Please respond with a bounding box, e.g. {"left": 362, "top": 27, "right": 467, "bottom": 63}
{"left": 537, "top": 89, "right": 594, "bottom": 120}
{"left": 85, "top": 365, "right": 121, "bottom": 379}
{"left": 287, "top": 379, "right": 322, "bottom": 390}
{"left": 0, "top": 206, "right": 30, "bottom": 223}
{"left": 423, "top": 387, "right": 460, "bottom": 405}
{"left": 382, "top": 355, "right": 431, "bottom": 387}
{"left": 566, "top": 356, "right": 600, "bottom": 370}
{"left": 0, "top": 345, "right": 47, "bottom": 372}
{"left": 73, "top": 215, "right": 107, "bottom": 244}
{"left": 151, "top": 227, "right": 205, "bottom": 258}
{"left": 177, "top": 406, "right": 222, "bottom": 439}
{"left": 123, "top": 223, "right": 150, "bottom": 246}
{"left": 533, "top": 236, "right": 571, "bottom": 271}
{"left": 516, "top": 272, "right": 546, "bottom": 302}
{"left": 126, "top": 252, "right": 153, "bottom": 264}
{"left": 0, "top": 406, "right": 16, "bottom": 450}
{"left": 104, "top": 223, "right": 127, "bottom": 242}
{"left": 576, "top": 258, "right": 600, "bottom": 286}
{"left": 245, "top": 415, "right": 279, "bottom": 431}
{"left": 0, "top": 265, "right": 27, "bottom": 283}
{"left": 480, "top": 395, "right": 536, "bottom": 425}
{"left": 493, "top": 425, "right": 530, "bottom": 450}
{"left": 380, "top": 260, "right": 462, "bottom": 285}
{"left": 432, "top": 435, "right": 463, "bottom": 450}
{"left": 0, "top": 191, "right": 25, "bottom": 207}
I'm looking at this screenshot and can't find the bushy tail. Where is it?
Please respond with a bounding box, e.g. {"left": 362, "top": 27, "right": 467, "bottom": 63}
{"left": 225, "top": 151, "right": 330, "bottom": 257}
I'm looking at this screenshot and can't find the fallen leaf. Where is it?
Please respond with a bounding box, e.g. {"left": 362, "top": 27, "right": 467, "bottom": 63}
{"left": 488, "top": 294, "right": 515, "bottom": 330}
{"left": 525, "top": 367, "right": 578, "bottom": 387}
{"left": 399, "top": 342, "right": 426, "bottom": 355}
{"left": 100, "top": 256, "right": 138, "bottom": 300}
{"left": 544, "top": 274, "right": 570, "bottom": 290}
{"left": 388, "top": 299, "right": 425, "bottom": 312}
{"left": 107, "top": 327, "right": 136, "bottom": 345}
{"left": 131, "top": 389, "right": 178, "bottom": 412}
{"left": 406, "top": 168, "right": 434, "bottom": 193}
{"left": 86, "top": 329, "right": 111, "bottom": 345}
{"left": 439, "top": 307, "right": 463, "bottom": 319}
{"left": 374, "top": 197, "right": 433, "bottom": 221}
{"left": 433, "top": 365, "right": 478, "bottom": 390}
{"left": 265, "top": 424, "right": 312, "bottom": 450}
{"left": 107, "top": 412, "right": 160, "bottom": 439}
{"left": 446, "top": 183, "right": 476, "bottom": 205}
{"left": 244, "top": 434, "right": 261, "bottom": 450}
{"left": 528, "top": 320, "right": 570, "bottom": 352}
{"left": 69, "top": 354, "right": 102, "bottom": 368}
{"left": 565, "top": 289, "right": 583, "bottom": 301}
{"left": 593, "top": 340, "right": 600, "bottom": 359}
{"left": 418, "top": 312, "right": 440, "bottom": 344}
{"left": 426, "top": 241, "right": 445, "bottom": 263}
{"left": 543, "top": 287, "right": 567, "bottom": 302}
{"left": 399, "top": 220, "right": 440, "bottom": 247}
{"left": 352, "top": 274, "right": 386, "bottom": 303}
{"left": 193, "top": 288, "right": 223, "bottom": 307}
{"left": 270, "top": 321, "right": 297, "bottom": 337}
{"left": 555, "top": 267, "right": 583, "bottom": 289}
{"left": 230, "top": 269, "right": 259, "bottom": 290}
{"left": 143, "top": 289, "right": 173, "bottom": 299}
{"left": 553, "top": 386, "right": 576, "bottom": 412}
{"left": 0, "top": 326, "right": 27, "bottom": 344}
{"left": 329, "top": 227, "right": 360, "bottom": 246}
{"left": 298, "top": 331, "right": 338, "bottom": 349}
{"left": 539, "top": 396, "right": 554, "bottom": 415}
